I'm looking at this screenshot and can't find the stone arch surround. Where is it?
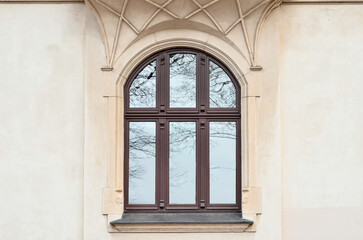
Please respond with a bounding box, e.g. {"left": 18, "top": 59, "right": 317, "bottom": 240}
{"left": 100, "top": 29, "right": 263, "bottom": 232}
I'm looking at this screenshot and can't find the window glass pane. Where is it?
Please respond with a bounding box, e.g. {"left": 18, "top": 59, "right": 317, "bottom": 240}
{"left": 209, "top": 121, "right": 236, "bottom": 204}
{"left": 170, "top": 54, "right": 196, "bottom": 108}
{"left": 209, "top": 61, "right": 236, "bottom": 108}
{"left": 129, "top": 122, "right": 156, "bottom": 204}
{"left": 129, "top": 61, "right": 156, "bottom": 108}
{"left": 169, "top": 122, "right": 196, "bottom": 204}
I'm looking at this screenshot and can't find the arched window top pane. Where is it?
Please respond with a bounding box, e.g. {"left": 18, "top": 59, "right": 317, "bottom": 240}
{"left": 169, "top": 53, "right": 196, "bottom": 108}
{"left": 129, "top": 60, "right": 156, "bottom": 108}
{"left": 209, "top": 60, "right": 236, "bottom": 108}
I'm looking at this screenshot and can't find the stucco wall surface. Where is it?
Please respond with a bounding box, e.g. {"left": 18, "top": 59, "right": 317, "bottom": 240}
{"left": 0, "top": 4, "right": 86, "bottom": 240}
{"left": 1, "top": 2, "right": 363, "bottom": 240}
{"left": 280, "top": 4, "right": 363, "bottom": 240}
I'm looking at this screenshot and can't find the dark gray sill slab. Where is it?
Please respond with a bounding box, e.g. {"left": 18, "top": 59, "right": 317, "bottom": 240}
{"left": 111, "top": 212, "right": 254, "bottom": 225}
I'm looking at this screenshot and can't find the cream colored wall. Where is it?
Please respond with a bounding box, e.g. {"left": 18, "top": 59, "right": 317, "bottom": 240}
{"left": 1, "top": 2, "right": 363, "bottom": 240}
{"left": 0, "top": 4, "right": 86, "bottom": 240}
{"left": 280, "top": 4, "right": 363, "bottom": 240}
{"left": 83, "top": 6, "right": 110, "bottom": 240}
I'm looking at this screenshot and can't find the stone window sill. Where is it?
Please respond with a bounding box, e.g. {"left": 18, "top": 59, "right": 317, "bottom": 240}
{"left": 109, "top": 212, "right": 253, "bottom": 233}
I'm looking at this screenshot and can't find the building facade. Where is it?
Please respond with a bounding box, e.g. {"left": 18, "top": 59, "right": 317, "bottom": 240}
{"left": 1, "top": 0, "right": 363, "bottom": 239}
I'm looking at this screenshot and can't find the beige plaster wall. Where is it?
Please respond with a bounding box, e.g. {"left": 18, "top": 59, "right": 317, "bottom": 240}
{"left": 280, "top": 4, "right": 363, "bottom": 240}
{"left": 1, "top": 2, "right": 363, "bottom": 240}
{"left": 83, "top": 6, "right": 110, "bottom": 240}
{"left": 0, "top": 4, "right": 86, "bottom": 239}
{"left": 253, "top": 8, "right": 282, "bottom": 240}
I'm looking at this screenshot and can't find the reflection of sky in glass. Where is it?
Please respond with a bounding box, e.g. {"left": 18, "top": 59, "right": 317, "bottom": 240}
{"left": 209, "top": 121, "right": 236, "bottom": 204}
{"left": 169, "top": 122, "right": 196, "bottom": 204}
{"left": 129, "top": 122, "right": 156, "bottom": 204}
{"left": 129, "top": 61, "right": 156, "bottom": 108}
{"left": 209, "top": 61, "right": 236, "bottom": 108}
{"left": 170, "top": 54, "right": 196, "bottom": 108}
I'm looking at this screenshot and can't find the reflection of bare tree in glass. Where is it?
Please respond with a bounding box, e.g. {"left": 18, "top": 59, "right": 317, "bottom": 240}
{"left": 129, "top": 121, "right": 197, "bottom": 204}
{"left": 209, "top": 121, "right": 237, "bottom": 204}
{"left": 170, "top": 54, "right": 196, "bottom": 107}
{"left": 129, "top": 123, "right": 156, "bottom": 182}
{"left": 210, "top": 121, "right": 236, "bottom": 140}
{"left": 129, "top": 61, "right": 157, "bottom": 108}
{"left": 129, "top": 121, "right": 236, "bottom": 183}
{"left": 209, "top": 61, "right": 236, "bottom": 108}
{"left": 210, "top": 122, "right": 236, "bottom": 173}
{"left": 128, "top": 57, "right": 238, "bottom": 203}
{"left": 169, "top": 122, "right": 196, "bottom": 188}
{"left": 128, "top": 122, "right": 157, "bottom": 204}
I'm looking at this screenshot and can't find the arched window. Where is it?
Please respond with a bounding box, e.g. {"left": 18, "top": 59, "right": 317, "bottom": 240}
{"left": 124, "top": 48, "right": 241, "bottom": 211}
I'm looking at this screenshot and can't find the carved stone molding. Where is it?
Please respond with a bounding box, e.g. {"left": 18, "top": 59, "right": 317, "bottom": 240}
{"left": 85, "top": 0, "right": 282, "bottom": 70}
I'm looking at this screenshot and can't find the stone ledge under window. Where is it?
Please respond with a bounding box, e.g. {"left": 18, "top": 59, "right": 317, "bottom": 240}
{"left": 109, "top": 212, "right": 253, "bottom": 233}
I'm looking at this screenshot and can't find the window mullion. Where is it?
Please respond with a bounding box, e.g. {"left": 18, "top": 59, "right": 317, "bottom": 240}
{"left": 236, "top": 119, "right": 242, "bottom": 207}
{"left": 159, "top": 53, "right": 167, "bottom": 112}
{"left": 198, "top": 118, "right": 208, "bottom": 209}
{"left": 199, "top": 53, "right": 207, "bottom": 112}
{"left": 198, "top": 53, "right": 208, "bottom": 209}
{"left": 157, "top": 118, "right": 167, "bottom": 209}
{"left": 157, "top": 53, "right": 167, "bottom": 210}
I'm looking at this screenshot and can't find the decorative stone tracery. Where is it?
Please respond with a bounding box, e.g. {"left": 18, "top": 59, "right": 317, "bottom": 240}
{"left": 85, "top": 0, "right": 282, "bottom": 70}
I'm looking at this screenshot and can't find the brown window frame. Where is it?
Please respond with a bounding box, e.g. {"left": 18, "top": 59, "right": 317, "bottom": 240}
{"left": 124, "top": 48, "right": 241, "bottom": 212}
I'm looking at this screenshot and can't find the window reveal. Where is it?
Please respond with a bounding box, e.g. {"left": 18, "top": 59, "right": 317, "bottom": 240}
{"left": 124, "top": 49, "right": 241, "bottom": 211}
